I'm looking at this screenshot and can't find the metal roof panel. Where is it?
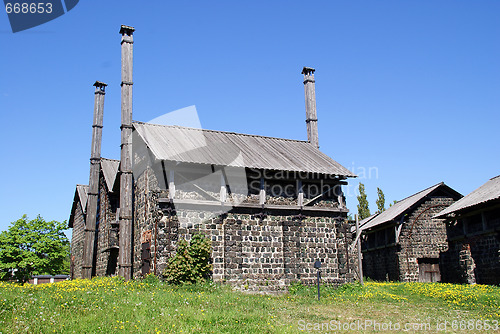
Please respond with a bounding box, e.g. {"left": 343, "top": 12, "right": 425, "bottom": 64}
{"left": 435, "top": 175, "right": 500, "bottom": 217}
{"left": 132, "top": 122, "right": 355, "bottom": 177}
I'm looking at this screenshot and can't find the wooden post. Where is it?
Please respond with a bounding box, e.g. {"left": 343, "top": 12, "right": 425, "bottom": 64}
{"left": 118, "top": 25, "right": 135, "bottom": 280}
{"left": 356, "top": 214, "right": 364, "bottom": 285}
{"left": 297, "top": 179, "right": 304, "bottom": 207}
{"left": 302, "top": 67, "right": 319, "bottom": 149}
{"left": 168, "top": 170, "right": 175, "bottom": 200}
{"left": 220, "top": 173, "right": 227, "bottom": 203}
{"left": 82, "top": 81, "right": 107, "bottom": 279}
{"left": 259, "top": 177, "right": 266, "bottom": 205}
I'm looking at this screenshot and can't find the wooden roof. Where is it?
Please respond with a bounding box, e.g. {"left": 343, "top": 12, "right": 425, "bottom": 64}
{"left": 435, "top": 175, "right": 500, "bottom": 218}
{"left": 360, "top": 182, "right": 462, "bottom": 231}
{"left": 68, "top": 184, "right": 89, "bottom": 228}
{"left": 101, "top": 158, "right": 119, "bottom": 191}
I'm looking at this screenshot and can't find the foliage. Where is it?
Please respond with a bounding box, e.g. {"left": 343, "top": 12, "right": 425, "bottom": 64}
{"left": 0, "top": 215, "right": 69, "bottom": 283}
{"left": 376, "top": 187, "right": 386, "bottom": 213}
{"left": 163, "top": 233, "right": 212, "bottom": 285}
{"left": 188, "top": 232, "right": 212, "bottom": 279}
{"left": 356, "top": 183, "right": 370, "bottom": 220}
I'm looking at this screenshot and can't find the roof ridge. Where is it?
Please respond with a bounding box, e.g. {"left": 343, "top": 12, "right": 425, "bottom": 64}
{"left": 490, "top": 175, "right": 500, "bottom": 180}
{"left": 133, "top": 120, "right": 311, "bottom": 144}
{"left": 393, "top": 182, "right": 444, "bottom": 204}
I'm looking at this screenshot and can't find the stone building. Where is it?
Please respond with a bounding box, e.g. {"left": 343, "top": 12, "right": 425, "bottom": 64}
{"left": 360, "top": 182, "right": 462, "bottom": 282}
{"left": 68, "top": 184, "right": 88, "bottom": 279}
{"left": 69, "top": 159, "right": 120, "bottom": 279}
{"left": 69, "top": 25, "right": 359, "bottom": 291}
{"left": 436, "top": 175, "right": 500, "bottom": 285}
{"left": 129, "top": 122, "right": 357, "bottom": 291}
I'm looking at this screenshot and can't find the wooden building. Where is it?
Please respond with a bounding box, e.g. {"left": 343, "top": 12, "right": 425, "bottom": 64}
{"left": 360, "top": 183, "right": 462, "bottom": 282}
{"left": 436, "top": 175, "right": 500, "bottom": 285}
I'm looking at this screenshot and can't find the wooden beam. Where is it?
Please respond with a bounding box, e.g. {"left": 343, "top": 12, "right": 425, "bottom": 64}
{"left": 356, "top": 214, "right": 364, "bottom": 285}
{"left": 158, "top": 198, "right": 349, "bottom": 213}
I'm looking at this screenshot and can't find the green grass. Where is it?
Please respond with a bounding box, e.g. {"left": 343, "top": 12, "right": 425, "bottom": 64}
{"left": 0, "top": 277, "right": 499, "bottom": 333}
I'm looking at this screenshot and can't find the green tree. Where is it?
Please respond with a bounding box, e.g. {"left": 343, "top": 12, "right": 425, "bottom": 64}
{"left": 357, "top": 183, "right": 371, "bottom": 220}
{"left": 376, "top": 187, "right": 386, "bottom": 213}
{"left": 0, "top": 215, "right": 69, "bottom": 283}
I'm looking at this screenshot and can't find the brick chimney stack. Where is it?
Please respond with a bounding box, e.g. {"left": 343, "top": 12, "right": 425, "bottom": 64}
{"left": 82, "top": 81, "right": 107, "bottom": 279}
{"left": 302, "top": 67, "right": 319, "bottom": 149}
{"left": 118, "top": 25, "right": 134, "bottom": 280}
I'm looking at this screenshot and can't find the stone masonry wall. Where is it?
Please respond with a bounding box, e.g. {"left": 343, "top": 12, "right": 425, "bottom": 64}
{"left": 440, "top": 209, "right": 500, "bottom": 285}
{"left": 95, "top": 176, "right": 119, "bottom": 276}
{"left": 130, "top": 168, "right": 357, "bottom": 291}
{"left": 70, "top": 202, "right": 85, "bottom": 279}
{"left": 362, "top": 197, "right": 454, "bottom": 282}
{"left": 362, "top": 246, "right": 399, "bottom": 281}
{"left": 397, "top": 197, "right": 454, "bottom": 282}
{"left": 440, "top": 242, "right": 477, "bottom": 284}
{"left": 441, "top": 227, "right": 500, "bottom": 285}
{"left": 133, "top": 167, "right": 163, "bottom": 279}
{"left": 468, "top": 233, "right": 500, "bottom": 284}
{"left": 151, "top": 210, "right": 357, "bottom": 292}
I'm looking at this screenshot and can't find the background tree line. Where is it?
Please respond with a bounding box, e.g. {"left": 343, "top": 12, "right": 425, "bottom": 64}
{"left": 356, "top": 183, "right": 396, "bottom": 220}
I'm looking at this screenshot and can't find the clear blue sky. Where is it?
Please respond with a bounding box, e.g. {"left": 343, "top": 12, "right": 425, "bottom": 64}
{"left": 1, "top": 1, "right": 499, "bottom": 235}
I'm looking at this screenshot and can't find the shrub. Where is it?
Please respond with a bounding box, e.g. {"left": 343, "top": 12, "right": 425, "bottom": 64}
{"left": 163, "top": 233, "right": 212, "bottom": 284}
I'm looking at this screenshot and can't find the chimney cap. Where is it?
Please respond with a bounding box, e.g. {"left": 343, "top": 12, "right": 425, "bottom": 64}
{"left": 119, "top": 25, "right": 135, "bottom": 35}
{"left": 302, "top": 66, "right": 315, "bottom": 75}
{"left": 93, "top": 81, "right": 107, "bottom": 88}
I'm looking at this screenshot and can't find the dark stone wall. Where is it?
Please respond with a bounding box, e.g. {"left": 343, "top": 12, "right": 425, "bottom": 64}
{"left": 133, "top": 167, "right": 162, "bottom": 278}
{"left": 70, "top": 201, "right": 85, "bottom": 279}
{"left": 397, "top": 197, "right": 452, "bottom": 282}
{"left": 95, "top": 176, "right": 119, "bottom": 276}
{"left": 362, "top": 246, "right": 399, "bottom": 281}
{"left": 148, "top": 210, "right": 356, "bottom": 292}
{"left": 440, "top": 207, "right": 500, "bottom": 285}
{"left": 363, "top": 197, "right": 454, "bottom": 282}
{"left": 440, "top": 242, "right": 476, "bottom": 284}
{"left": 129, "top": 167, "right": 357, "bottom": 292}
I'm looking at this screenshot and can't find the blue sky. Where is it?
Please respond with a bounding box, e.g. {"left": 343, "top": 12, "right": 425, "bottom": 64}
{"left": 0, "top": 1, "right": 499, "bottom": 235}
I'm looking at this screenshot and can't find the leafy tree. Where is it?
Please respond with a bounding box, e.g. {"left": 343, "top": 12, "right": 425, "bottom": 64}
{"left": 163, "top": 232, "right": 212, "bottom": 284}
{"left": 376, "top": 187, "right": 386, "bottom": 213}
{"left": 357, "top": 183, "right": 371, "bottom": 220}
{"left": 0, "top": 215, "right": 69, "bottom": 283}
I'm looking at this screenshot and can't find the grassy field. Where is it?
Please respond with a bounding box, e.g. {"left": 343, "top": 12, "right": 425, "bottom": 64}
{"left": 0, "top": 277, "right": 499, "bottom": 333}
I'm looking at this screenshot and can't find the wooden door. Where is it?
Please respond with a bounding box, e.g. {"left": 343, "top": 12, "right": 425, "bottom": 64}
{"left": 418, "top": 262, "right": 441, "bottom": 282}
